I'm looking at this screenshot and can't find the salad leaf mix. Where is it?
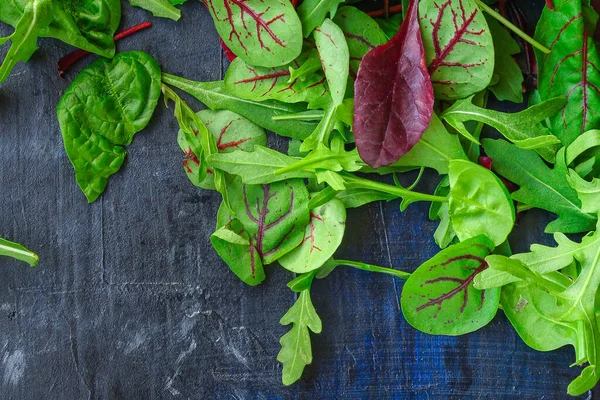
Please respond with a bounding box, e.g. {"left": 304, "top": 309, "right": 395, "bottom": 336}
{"left": 3, "top": 0, "right": 600, "bottom": 395}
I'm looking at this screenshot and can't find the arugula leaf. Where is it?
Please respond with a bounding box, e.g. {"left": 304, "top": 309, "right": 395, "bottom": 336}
{"left": 278, "top": 289, "right": 322, "bottom": 385}
{"left": 335, "top": 189, "right": 397, "bottom": 209}
{"left": 0, "top": 238, "right": 39, "bottom": 267}
{"left": 161, "top": 75, "right": 318, "bottom": 139}
{"left": 299, "top": 96, "right": 344, "bottom": 152}
{"left": 483, "top": 139, "right": 597, "bottom": 233}
{"left": 56, "top": 52, "right": 162, "bottom": 203}
{"left": 314, "top": 19, "right": 349, "bottom": 106}
{"left": 129, "top": 0, "right": 181, "bottom": 21}
{"left": 277, "top": 142, "right": 362, "bottom": 176}
{"left": 296, "top": 0, "right": 344, "bottom": 37}
{"left": 566, "top": 169, "right": 600, "bottom": 216}
{"left": 401, "top": 235, "right": 499, "bottom": 335}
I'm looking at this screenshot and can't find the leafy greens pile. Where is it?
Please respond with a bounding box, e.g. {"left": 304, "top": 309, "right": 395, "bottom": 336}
{"left": 3, "top": 0, "right": 600, "bottom": 395}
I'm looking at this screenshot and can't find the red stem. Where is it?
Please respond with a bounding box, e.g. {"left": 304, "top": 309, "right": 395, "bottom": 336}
{"left": 57, "top": 21, "right": 152, "bottom": 78}
{"left": 545, "top": 0, "right": 554, "bottom": 10}
{"left": 367, "top": 4, "right": 402, "bottom": 18}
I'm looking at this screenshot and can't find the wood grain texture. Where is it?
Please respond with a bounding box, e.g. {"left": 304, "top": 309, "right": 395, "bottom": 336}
{"left": 0, "top": 0, "right": 597, "bottom": 398}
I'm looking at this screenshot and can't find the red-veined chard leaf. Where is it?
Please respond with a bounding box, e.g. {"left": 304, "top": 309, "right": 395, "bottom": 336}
{"left": 178, "top": 110, "right": 266, "bottom": 189}
{"left": 353, "top": 0, "right": 434, "bottom": 168}
{"left": 205, "top": 0, "right": 303, "bottom": 67}
{"left": 57, "top": 52, "right": 161, "bottom": 203}
{"left": 211, "top": 218, "right": 265, "bottom": 286}
{"left": 224, "top": 48, "right": 328, "bottom": 103}
{"left": 278, "top": 197, "right": 346, "bottom": 273}
{"left": 218, "top": 177, "right": 310, "bottom": 264}
{"left": 400, "top": 235, "right": 499, "bottom": 335}
{"left": 333, "top": 6, "right": 388, "bottom": 80}
{"left": 535, "top": 0, "right": 600, "bottom": 146}
{"left": 418, "top": 0, "right": 494, "bottom": 100}
{"left": 296, "top": 0, "right": 344, "bottom": 37}
{"left": 314, "top": 19, "right": 349, "bottom": 105}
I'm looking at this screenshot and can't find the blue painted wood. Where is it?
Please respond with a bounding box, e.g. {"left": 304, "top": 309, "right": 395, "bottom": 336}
{"left": 0, "top": 0, "right": 596, "bottom": 398}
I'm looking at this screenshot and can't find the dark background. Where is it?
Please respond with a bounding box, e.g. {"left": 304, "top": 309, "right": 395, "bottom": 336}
{"left": 0, "top": 0, "right": 594, "bottom": 398}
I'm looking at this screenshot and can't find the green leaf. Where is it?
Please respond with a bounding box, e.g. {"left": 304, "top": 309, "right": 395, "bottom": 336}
{"left": 448, "top": 160, "right": 515, "bottom": 246}
{"left": 430, "top": 176, "right": 457, "bottom": 249}
{"left": 418, "top": 0, "right": 494, "bottom": 99}
{"left": 287, "top": 271, "right": 317, "bottom": 292}
{"left": 535, "top": 0, "right": 600, "bottom": 146}
{"left": 278, "top": 290, "right": 322, "bottom": 385}
{"left": 224, "top": 49, "right": 328, "bottom": 103}
{"left": 441, "top": 96, "right": 565, "bottom": 163}
{"left": 207, "top": 146, "right": 314, "bottom": 184}
{"left": 400, "top": 235, "right": 499, "bottom": 335}
{"left": 289, "top": 49, "right": 323, "bottom": 81}
{"left": 0, "top": 0, "right": 53, "bottom": 83}
{"left": 129, "top": 0, "right": 181, "bottom": 20}
{"left": 161, "top": 75, "right": 318, "bottom": 140}
{"left": 299, "top": 97, "right": 343, "bottom": 151}
{"left": 335, "top": 188, "right": 397, "bottom": 208}
{"left": 313, "top": 19, "right": 349, "bottom": 105}
{"left": 211, "top": 219, "right": 265, "bottom": 286}
{"left": 566, "top": 169, "right": 600, "bottom": 216}
{"left": 297, "top": 0, "right": 344, "bottom": 37}
{"left": 219, "top": 178, "right": 310, "bottom": 264}
{"left": 485, "top": 15, "right": 524, "bottom": 103}
{"left": 279, "top": 197, "right": 346, "bottom": 273}
{"left": 178, "top": 110, "right": 266, "bottom": 189}
{"left": 375, "top": 13, "right": 403, "bottom": 40}
{"left": 0, "top": 238, "right": 39, "bottom": 266}
{"left": 276, "top": 142, "right": 362, "bottom": 175}
{"left": 205, "top": 0, "right": 302, "bottom": 67}
{"left": 57, "top": 52, "right": 162, "bottom": 203}
{"left": 483, "top": 139, "right": 597, "bottom": 233}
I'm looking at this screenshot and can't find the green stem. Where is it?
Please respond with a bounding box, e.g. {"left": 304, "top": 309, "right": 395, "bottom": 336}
{"left": 474, "top": 0, "right": 550, "bottom": 54}
{"left": 272, "top": 111, "right": 325, "bottom": 121}
{"left": 342, "top": 174, "right": 448, "bottom": 203}
{"left": 335, "top": 260, "right": 411, "bottom": 280}
{"left": 0, "top": 238, "right": 39, "bottom": 267}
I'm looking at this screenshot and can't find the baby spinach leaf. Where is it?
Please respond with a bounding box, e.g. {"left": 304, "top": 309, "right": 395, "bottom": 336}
{"left": 0, "top": 238, "right": 39, "bottom": 267}
{"left": 219, "top": 177, "right": 310, "bottom": 264}
{"left": 278, "top": 289, "right": 322, "bottom": 385}
{"left": 333, "top": 6, "right": 388, "bottom": 79}
{"left": 57, "top": 52, "right": 161, "bottom": 203}
{"left": 401, "top": 235, "right": 499, "bottom": 335}
{"left": 483, "top": 139, "right": 597, "bottom": 233}
{"left": 448, "top": 160, "right": 515, "bottom": 246}
{"left": 161, "top": 75, "right": 318, "bottom": 139}
{"left": 354, "top": 0, "right": 434, "bottom": 168}
{"left": 129, "top": 0, "right": 181, "bottom": 20}
{"left": 211, "top": 218, "right": 265, "bottom": 286}
{"left": 297, "top": 0, "right": 344, "bottom": 37}
{"left": 205, "top": 0, "right": 302, "bottom": 67}
{"left": 314, "top": 19, "right": 349, "bottom": 105}
{"left": 485, "top": 15, "right": 524, "bottom": 103}
{"left": 418, "top": 0, "right": 494, "bottom": 99}
{"left": 279, "top": 197, "right": 346, "bottom": 273}
{"left": 535, "top": 0, "right": 600, "bottom": 146}
{"left": 0, "top": 0, "right": 53, "bottom": 83}
{"left": 178, "top": 110, "right": 266, "bottom": 189}
{"left": 224, "top": 49, "right": 328, "bottom": 104}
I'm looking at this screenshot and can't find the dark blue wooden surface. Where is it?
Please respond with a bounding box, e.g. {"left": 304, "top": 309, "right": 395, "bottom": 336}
{"left": 0, "top": 1, "right": 595, "bottom": 398}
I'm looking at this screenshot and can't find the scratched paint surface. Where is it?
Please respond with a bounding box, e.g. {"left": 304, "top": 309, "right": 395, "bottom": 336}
{"left": 0, "top": 1, "right": 597, "bottom": 398}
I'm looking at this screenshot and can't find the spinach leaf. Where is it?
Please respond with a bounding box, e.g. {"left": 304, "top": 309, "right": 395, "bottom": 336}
{"left": 483, "top": 139, "right": 597, "bottom": 233}
{"left": 0, "top": 238, "right": 39, "bottom": 266}
{"left": 401, "top": 235, "right": 499, "bottom": 335}
{"left": 279, "top": 197, "right": 346, "bottom": 273}
{"left": 354, "top": 0, "right": 434, "bottom": 168}
{"left": 418, "top": 0, "right": 494, "bottom": 99}
{"left": 441, "top": 96, "right": 565, "bottom": 163}
{"left": 57, "top": 52, "right": 162, "bottom": 203}
{"left": 448, "top": 160, "right": 515, "bottom": 246}
{"left": 296, "top": 0, "right": 344, "bottom": 37}
{"left": 314, "top": 19, "right": 349, "bottom": 105}
{"left": 129, "top": 0, "right": 181, "bottom": 20}
{"left": 161, "top": 75, "right": 318, "bottom": 139}
{"left": 535, "top": 0, "right": 600, "bottom": 145}
{"left": 278, "top": 289, "right": 322, "bottom": 385}
{"left": 205, "top": 0, "right": 302, "bottom": 67}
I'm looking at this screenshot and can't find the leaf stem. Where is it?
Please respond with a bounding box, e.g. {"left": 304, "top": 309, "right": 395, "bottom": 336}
{"left": 272, "top": 111, "right": 325, "bottom": 121}
{"left": 342, "top": 174, "right": 448, "bottom": 203}
{"left": 335, "top": 260, "right": 410, "bottom": 279}
{"left": 367, "top": 4, "right": 403, "bottom": 18}
{"left": 474, "top": 0, "right": 550, "bottom": 54}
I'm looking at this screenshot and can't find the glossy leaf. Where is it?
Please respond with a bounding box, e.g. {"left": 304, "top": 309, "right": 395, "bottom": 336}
{"left": 535, "top": 0, "right": 600, "bottom": 145}
{"left": 57, "top": 52, "right": 162, "bottom": 203}
{"left": 279, "top": 197, "right": 346, "bottom": 273}
{"left": 335, "top": 189, "right": 397, "bottom": 208}
{"left": 483, "top": 139, "right": 597, "bottom": 233}
{"left": 448, "top": 160, "right": 515, "bottom": 246}
{"left": 430, "top": 176, "right": 457, "bottom": 249}
{"left": 418, "top": 0, "right": 494, "bottom": 99}
{"left": 314, "top": 19, "right": 349, "bottom": 105}
{"left": 205, "top": 0, "right": 303, "bottom": 67}
{"left": 354, "top": 0, "right": 434, "bottom": 168}
{"left": 401, "top": 235, "right": 499, "bottom": 335}
{"left": 129, "top": 0, "right": 181, "bottom": 20}
{"left": 278, "top": 290, "right": 322, "bottom": 385}
{"left": 211, "top": 219, "right": 265, "bottom": 286}
{"left": 0, "top": 238, "right": 39, "bottom": 267}
{"left": 296, "top": 0, "right": 344, "bottom": 37}
{"left": 162, "top": 75, "right": 318, "bottom": 139}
